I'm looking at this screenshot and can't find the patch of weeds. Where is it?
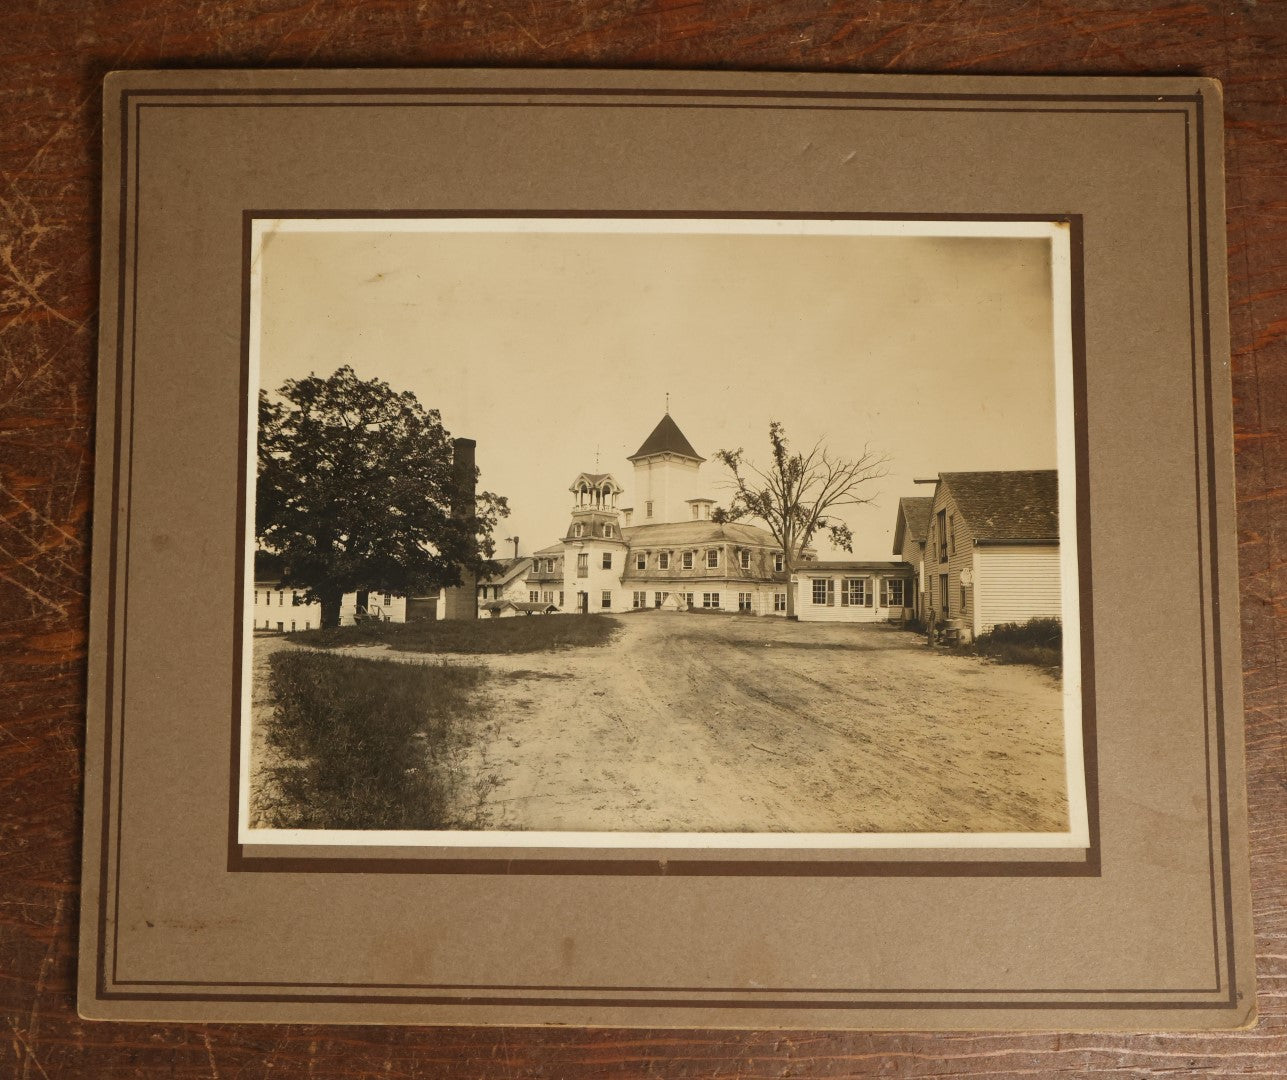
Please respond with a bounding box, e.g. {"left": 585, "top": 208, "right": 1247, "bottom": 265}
{"left": 259, "top": 650, "right": 498, "bottom": 830}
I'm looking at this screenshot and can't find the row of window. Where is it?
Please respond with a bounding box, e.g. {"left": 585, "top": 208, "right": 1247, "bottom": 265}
{"left": 252, "top": 591, "right": 393, "bottom": 607}
{"left": 629, "top": 549, "right": 786, "bottom": 572}
{"left": 259, "top": 619, "right": 311, "bottom": 631}
{"left": 625, "top": 590, "right": 788, "bottom": 612}
{"left": 528, "top": 590, "right": 565, "bottom": 606}
{"left": 810, "top": 578, "right": 908, "bottom": 608}
{"left": 571, "top": 522, "right": 615, "bottom": 539}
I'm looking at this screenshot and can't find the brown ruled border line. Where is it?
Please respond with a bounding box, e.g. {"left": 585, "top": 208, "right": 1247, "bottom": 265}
{"left": 93, "top": 84, "right": 1237, "bottom": 1010}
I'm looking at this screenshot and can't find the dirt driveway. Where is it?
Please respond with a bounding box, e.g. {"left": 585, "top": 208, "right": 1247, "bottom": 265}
{"left": 465, "top": 612, "right": 1068, "bottom": 834}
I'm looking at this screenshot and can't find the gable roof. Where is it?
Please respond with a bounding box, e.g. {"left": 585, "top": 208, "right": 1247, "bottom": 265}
{"left": 477, "top": 557, "right": 533, "bottom": 588}
{"left": 892, "top": 495, "right": 934, "bottom": 554}
{"left": 940, "top": 470, "right": 1059, "bottom": 542}
{"left": 627, "top": 414, "right": 704, "bottom": 463}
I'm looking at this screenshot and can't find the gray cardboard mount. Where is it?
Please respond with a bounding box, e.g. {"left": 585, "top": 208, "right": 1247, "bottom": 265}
{"left": 81, "top": 68, "right": 1253, "bottom": 1028}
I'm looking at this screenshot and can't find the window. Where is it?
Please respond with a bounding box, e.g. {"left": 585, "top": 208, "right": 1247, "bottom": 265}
{"left": 632, "top": 591, "right": 646, "bottom": 609}
{"left": 290, "top": 620, "right": 296, "bottom": 631}
{"left": 885, "top": 579, "right": 906, "bottom": 607}
{"left": 305, "top": 621, "right": 311, "bottom": 630}
{"left": 843, "top": 578, "right": 871, "bottom": 607}
{"left": 547, "top": 558, "right": 556, "bottom": 573}
{"left": 774, "top": 552, "right": 784, "bottom": 572}
{"left": 937, "top": 509, "right": 948, "bottom": 562}
{"left": 530, "top": 590, "right": 540, "bottom": 603}
{"left": 738, "top": 592, "right": 752, "bottom": 612}
{"left": 682, "top": 551, "right": 694, "bottom": 570}
{"left": 948, "top": 514, "right": 955, "bottom": 555}
{"left": 278, "top": 590, "right": 284, "bottom": 606}
{"left": 636, "top": 552, "right": 646, "bottom": 570}
{"left": 691, "top": 504, "right": 700, "bottom": 520}
{"left": 739, "top": 549, "right": 750, "bottom": 569}
{"left": 601, "top": 591, "right": 612, "bottom": 609}
{"left": 684, "top": 593, "right": 694, "bottom": 607}
{"left": 383, "top": 593, "right": 392, "bottom": 606}
{"left": 276, "top": 621, "right": 284, "bottom": 632}
{"left": 543, "top": 590, "right": 554, "bottom": 604}
{"left": 774, "top": 592, "right": 787, "bottom": 612}
{"left": 706, "top": 549, "right": 720, "bottom": 569}
{"left": 559, "top": 591, "right": 564, "bottom": 607}
{"left": 961, "top": 584, "right": 968, "bottom": 611}
{"left": 702, "top": 592, "right": 720, "bottom": 609}
{"left": 253, "top": 590, "right": 258, "bottom": 604}
{"left": 573, "top": 523, "right": 583, "bottom": 538}
{"left": 577, "top": 553, "right": 588, "bottom": 577}
{"left": 659, "top": 552, "right": 670, "bottom": 570}
{"left": 605, "top": 524, "right": 614, "bottom": 538}
{"left": 602, "top": 552, "right": 613, "bottom": 570}
{"left": 811, "top": 578, "right": 835, "bottom": 606}
{"left": 646, "top": 500, "right": 653, "bottom": 518}
{"left": 654, "top": 591, "right": 665, "bottom": 607}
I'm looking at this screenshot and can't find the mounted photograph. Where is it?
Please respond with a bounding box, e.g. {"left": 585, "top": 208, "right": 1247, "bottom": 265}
{"left": 239, "top": 217, "right": 1086, "bottom": 848}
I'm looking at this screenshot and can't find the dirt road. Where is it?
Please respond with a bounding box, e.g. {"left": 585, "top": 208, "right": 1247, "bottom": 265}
{"left": 465, "top": 612, "right": 1068, "bottom": 834}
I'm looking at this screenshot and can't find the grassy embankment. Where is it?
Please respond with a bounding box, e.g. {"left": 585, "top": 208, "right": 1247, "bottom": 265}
{"left": 259, "top": 651, "right": 498, "bottom": 830}
{"left": 287, "top": 612, "right": 619, "bottom": 654}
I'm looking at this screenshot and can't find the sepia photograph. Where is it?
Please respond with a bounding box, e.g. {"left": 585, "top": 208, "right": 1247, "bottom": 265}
{"left": 239, "top": 217, "right": 1085, "bottom": 847}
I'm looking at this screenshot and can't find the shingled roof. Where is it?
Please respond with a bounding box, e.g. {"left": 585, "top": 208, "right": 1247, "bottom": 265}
{"left": 628, "top": 414, "right": 704, "bottom": 462}
{"left": 941, "top": 470, "right": 1059, "bottom": 542}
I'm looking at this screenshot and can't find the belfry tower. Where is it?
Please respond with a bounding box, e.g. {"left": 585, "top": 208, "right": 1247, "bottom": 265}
{"left": 627, "top": 413, "right": 705, "bottom": 525}
{"left": 561, "top": 471, "right": 627, "bottom": 614}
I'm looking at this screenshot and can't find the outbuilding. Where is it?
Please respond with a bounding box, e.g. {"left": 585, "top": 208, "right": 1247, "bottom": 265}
{"left": 793, "top": 561, "right": 915, "bottom": 623}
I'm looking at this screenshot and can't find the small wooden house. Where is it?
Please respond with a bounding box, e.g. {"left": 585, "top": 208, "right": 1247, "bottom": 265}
{"left": 925, "top": 470, "right": 1060, "bottom": 640}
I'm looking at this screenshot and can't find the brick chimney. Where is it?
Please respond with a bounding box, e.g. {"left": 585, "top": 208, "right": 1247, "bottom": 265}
{"left": 441, "top": 437, "right": 478, "bottom": 620}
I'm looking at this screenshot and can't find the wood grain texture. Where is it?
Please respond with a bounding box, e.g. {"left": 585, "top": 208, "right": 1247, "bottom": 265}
{"left": 1, "top": 1, "right": 1283, "bottom": 1075}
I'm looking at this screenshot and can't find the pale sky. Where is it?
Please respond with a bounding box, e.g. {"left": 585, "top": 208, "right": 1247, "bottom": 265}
{"left": 256, "top": 222, "right": 1059, "bottom": 560}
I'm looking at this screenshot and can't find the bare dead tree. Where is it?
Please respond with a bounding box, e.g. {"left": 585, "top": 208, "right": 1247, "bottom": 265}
{"left": 712, "top": 421, "right": 889, "bottom": 617}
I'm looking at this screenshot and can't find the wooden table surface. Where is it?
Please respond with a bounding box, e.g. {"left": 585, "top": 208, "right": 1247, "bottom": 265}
{"left": 2, "top": 2, "right": 1284, "bottom": 1076}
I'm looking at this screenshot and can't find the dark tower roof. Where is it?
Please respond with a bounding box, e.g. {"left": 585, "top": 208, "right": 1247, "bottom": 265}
{"left": 627, "top": 414, "right": 704, "bottom": 463}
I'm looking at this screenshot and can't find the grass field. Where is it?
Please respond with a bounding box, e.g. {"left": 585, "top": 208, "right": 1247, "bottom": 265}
{"left": 258, "top": 650, "right": 498, "bottom": 830}
{"left": 287, "top": 613, "right": 620, "bottom": 654}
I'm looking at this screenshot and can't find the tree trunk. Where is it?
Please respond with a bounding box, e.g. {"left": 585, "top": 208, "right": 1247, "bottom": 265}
{"left": 319, "top": 587, "right": 343, "bottom": 629}
{"left": 784, "top": 555, "right": 796, "bottom": 619}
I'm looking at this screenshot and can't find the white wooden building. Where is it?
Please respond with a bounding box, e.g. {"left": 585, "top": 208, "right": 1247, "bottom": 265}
{"left": 922, "top": 470, "right": 1060, "bottom": 640}
{"left": 530, "top": 414, "right": 799, "bottom": 616}
{"left": 793, "top": 562, "right": 915, "bottom": 623}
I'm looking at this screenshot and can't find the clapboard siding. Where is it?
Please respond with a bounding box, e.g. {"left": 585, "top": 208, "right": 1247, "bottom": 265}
{"left": 974, "top": 545, "right": 1062, "bottom": 634}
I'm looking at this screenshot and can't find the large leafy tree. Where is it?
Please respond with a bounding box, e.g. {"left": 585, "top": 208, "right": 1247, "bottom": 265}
{"left": 713, "top": 421, "right": 888, "bottom": 618}
{"left": 256, "top": 366, "right": 508, "bottom": 628}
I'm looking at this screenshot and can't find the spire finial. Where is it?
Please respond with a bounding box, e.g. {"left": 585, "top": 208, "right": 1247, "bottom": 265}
{"left": 665, "top": 392, "right": 670, "bottom": 414}
{"left": 595, "top": 444, "right": 600, "bottom": 470}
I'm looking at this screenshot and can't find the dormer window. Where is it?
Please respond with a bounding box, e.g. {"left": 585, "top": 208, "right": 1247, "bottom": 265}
{"left": 682, "top": 551, "right": 694, "bottom": 570}
{"left": 739, "top": 550, "right": 750, "bottom": 570}
{"left": 646, "top": 500, "right": 654, "bottom": 519}
{"left": 774, "top": 552, "right": 785, "bottom": 572}
{"left": 573, "top": 523, "right": 583, "bottom": 538}
{"left": 636, "top": 553, "right": 646, "bottom": 570}
{"left": 706, "top": 549, "right": 720, "bottom": 569}
{"left": 604, "top": 524, "right": 614, "bottom": 538}
{"left": 659, "top": 552, "right": 670, "bottom": 570}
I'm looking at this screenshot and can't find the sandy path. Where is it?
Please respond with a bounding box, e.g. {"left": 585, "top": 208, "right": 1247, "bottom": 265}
{"left": 465, "top": 613, "right": 1068, "bottom": 833}
{"left": 249, "top": 614, "right": 1068, "bottom": 833}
